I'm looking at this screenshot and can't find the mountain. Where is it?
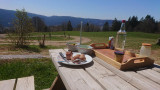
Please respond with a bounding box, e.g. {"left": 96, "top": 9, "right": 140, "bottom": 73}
{"left": 0, "top": 8, "right": 113, "bottom": 27}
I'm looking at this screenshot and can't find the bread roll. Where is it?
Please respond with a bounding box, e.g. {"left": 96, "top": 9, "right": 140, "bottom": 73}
{"left": 79, "top": 54, "right": 86, "bottom": 60}
{"left": 70, "top": 56, "right": 74, "bottom": 61}
{"left": 73, "top": 54, "right": 80, "bottom": 60}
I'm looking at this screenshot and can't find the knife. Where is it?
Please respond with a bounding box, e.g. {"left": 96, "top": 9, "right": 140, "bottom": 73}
{"left": 59, "top": 52, "right": 69, "bottom": 63}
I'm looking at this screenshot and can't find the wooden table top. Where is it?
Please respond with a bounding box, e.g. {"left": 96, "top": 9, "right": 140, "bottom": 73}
{"left": 49, "top": 49, "right": 160, "bottom": 90}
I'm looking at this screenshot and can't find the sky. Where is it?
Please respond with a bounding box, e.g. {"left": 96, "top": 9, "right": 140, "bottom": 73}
{"left": 0, "top": 0, "right": 159, "bottom": 20}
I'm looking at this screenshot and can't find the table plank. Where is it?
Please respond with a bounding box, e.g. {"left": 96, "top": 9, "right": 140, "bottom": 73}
{"left": 84, "top": 59, "right": 137, "bottom": 90}
{"left": 0, "top": 79, "right": 16, "bottom": 90}
{"left": 95, "top": 57, "right": 160, "bottom": 90}
{"left": 137, "top": 69, "right": 160, "bottom": 84}
{"left": 49, "top": 49, "right": 104, "bottom": 90}
{"left": 152, "top": 64, "right": 160, "bottom": 73}
{"left": 16, "top": 76, "right": 35, "bottom": 90}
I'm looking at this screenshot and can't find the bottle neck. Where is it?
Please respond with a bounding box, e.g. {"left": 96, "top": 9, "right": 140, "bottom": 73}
{"left": 120, "top": 23, "right": 125, "bottom": 31}
{"left": 118, "top": 23, "right": 126, "bottom": 33}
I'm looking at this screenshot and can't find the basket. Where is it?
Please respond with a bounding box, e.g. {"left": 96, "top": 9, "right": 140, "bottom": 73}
{"left": 66, "top": 42, "right": 80, "bottom": 52}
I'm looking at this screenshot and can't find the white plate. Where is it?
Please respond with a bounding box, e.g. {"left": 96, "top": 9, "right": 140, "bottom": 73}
{"left": 57, "top": 52, "right": 93, "bottom": 65}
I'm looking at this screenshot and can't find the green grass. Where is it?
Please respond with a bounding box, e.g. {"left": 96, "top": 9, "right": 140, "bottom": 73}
{"left": 31, "top": 31, "right": 160, "bottom": 50}
{"left": 29, "top": 36, "right": 73, "bottom": 41}
{"left": 0, "top": 44, "right": 66, "bottom": 53}
{"left": 19, "top": 45, "right": 41, "bottom": 53}
{"left": 0, "top": 58, "right": 58, "bottom": 90}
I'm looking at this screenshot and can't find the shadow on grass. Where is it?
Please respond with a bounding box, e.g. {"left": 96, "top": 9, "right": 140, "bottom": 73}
{"left": 18, "top": 45, "right": 41, "bottom": 53}
{"left": 18, "top": 45, "right": 66, "bottom": 53}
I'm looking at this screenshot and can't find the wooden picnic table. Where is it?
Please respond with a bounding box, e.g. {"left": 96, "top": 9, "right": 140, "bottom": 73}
{"left": 49, "top": 49, "right": 160, "bottom": 90}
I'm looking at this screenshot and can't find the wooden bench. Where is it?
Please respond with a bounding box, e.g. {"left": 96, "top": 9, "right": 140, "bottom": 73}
{"left": 0, "top": 76, "right": 35, "bottom": 90}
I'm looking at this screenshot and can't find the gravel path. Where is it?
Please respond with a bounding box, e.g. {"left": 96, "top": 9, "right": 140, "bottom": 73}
{"left": 0, "top": 55, "right": 49, "bottom": 60}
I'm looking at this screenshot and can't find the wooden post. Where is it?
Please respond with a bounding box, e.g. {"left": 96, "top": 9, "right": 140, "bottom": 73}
{"left": 80, "top": 21, "right": 83, "bottom": 45}
{"left": 156, "top": 38, "right": 160, "bottom": 45}
{"left": 50, "top": 75, "right": 66, "bottom": 90}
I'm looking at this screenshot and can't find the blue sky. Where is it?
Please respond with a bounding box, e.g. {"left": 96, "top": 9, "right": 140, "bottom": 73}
{"left": 0, "top": 0, "right": 159, "bottom": 20}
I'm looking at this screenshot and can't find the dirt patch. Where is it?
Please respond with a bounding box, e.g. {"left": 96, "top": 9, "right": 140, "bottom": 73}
{"left": 0, "top": 34, "right": 91, "bottom": 46}
{"left": 0, "top": 34, "right": 91, "bottom": 56}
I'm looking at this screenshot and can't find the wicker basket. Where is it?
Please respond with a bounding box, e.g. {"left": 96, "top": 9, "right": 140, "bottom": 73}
{"left": 66, "top": 42, "right": 80, "bottom": 52}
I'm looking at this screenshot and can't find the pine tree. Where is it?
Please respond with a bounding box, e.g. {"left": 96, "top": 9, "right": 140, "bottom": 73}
{"left": 84, "top": 22, "right": 90, "bottom": 32}
{"left": 111, "top": 18, "right": 121, "bottom": 31}
{"left": 32, "top": 17, "right": 46, "bottom": 32}
{"left": 143, "top": 15, "right": 156, "bottom": 33}
{"left": 126, "top": 16, "right": 139, "bottom": 31}
{"left": 67, "top": 20, "right": 73, "bottom": 31}
{"left": 102, "top": 22, "right": 109, "bottom": 31}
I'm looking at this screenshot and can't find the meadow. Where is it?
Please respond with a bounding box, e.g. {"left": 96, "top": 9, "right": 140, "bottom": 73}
{"left": 32, "top": 31, "right": 160, "bottom": 50}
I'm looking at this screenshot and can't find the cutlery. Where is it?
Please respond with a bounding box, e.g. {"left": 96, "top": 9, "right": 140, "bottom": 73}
{"left": 59, "top": 52, "right": 69, "bottom": 63}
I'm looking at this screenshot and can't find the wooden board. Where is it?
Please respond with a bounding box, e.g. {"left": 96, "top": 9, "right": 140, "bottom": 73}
{"left": 137, "top": 69, "right": 160, "bottom": 84}
{"left": 84, "top": 59, "right": 137, "bottom": 90}
{"left": 94, "top": 49, "right": 121, "bottom": 69}
{"left": 152, "top": 64, "right": 160, "bottom": 73}
{"left": 0, "top": 79, "right": 16, "bottom": 90}
{"left": 94, "top": 49, "right": 154, "bottom": 70}
{"left": 16, "top": 76, "right": 35, "bottom": 90}
{"left": 49, "top": 49, "right": 104, "bottom": 90}
{"left": 94, "top": 49, "right": 132, "bottom": 62}
{"left": 153, "top": 68, "right": 160, "bottom": 73}
{"left": 95, "top": 57, "right": 160, "bottom": 90}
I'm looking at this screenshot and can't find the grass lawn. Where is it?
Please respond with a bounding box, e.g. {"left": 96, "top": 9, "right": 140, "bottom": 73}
{"left": 0, "top": 44, "right": 65, "bottom": 55}
{"left": 0, "top": 58, "right": 57, "bottom": 90}
{"left": 32, "top": 31, "right": 160, "bottom": 50}
{"left": 29, "top": 36, "right": 73, "bottom": 41}
{"left": 5, "top": 35, "right": 73, "bottom": 41}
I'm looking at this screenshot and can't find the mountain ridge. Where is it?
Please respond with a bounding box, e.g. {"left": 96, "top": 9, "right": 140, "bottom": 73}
{"left": 0, "top": 8, "right": 113, "bottom": 27}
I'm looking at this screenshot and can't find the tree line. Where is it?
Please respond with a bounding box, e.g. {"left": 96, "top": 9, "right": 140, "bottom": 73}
{"left": 0, "top": 9, "right": 160, "bottom": 33}
{"left": 104, "top": 15, "right": 160, "bottom": 33}
{"left": 23, "top": 14, "right": 160, "bottom": 33}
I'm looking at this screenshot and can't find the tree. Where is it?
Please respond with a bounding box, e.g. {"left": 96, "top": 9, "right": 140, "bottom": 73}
{"left": 61, "top": 22, "right": 67, "bottom": 37}
{"left": 111, "top": 18, "right": 121, "bottom": 31}
{"left": 0, "top": 24, "right": 4, "bottom": 34}
{"left": 74, "top": 24, "right": 81, "bottom": 31}
{"left": 32, "top": 16, "right": 46, "bottom": 32}
{"left": 61, "top": 22, "right": 67, "bottom": 31}
{"left": 102, "top": 22, "right": 109, "bottom": 31}
{"left": 126, "top": 16, "right": 139, "bottom": 31}
{"left": 84, "top": 22, "right": 90, "bottom": 32}
{"left": 67, "top": 20, "right": 73, "bottom": 31}
{"left": 9, "top": 8, "right": 35, "bottom": 46}
{"left": 158, "top": 22, "right": 160, "bottom": 32}
{"left": 142, "top": 15, "right": 156, "bottom": 33}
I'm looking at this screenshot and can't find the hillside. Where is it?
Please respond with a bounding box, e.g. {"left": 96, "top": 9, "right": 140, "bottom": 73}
{"left": 0, "top": 8, "right": 113, "bottom": 27}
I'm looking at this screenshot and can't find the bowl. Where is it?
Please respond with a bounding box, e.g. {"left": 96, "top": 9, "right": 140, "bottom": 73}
{"left": 77, "top": 45, "right": 93, "bottom": 55}
{"left": 66, "top": 42, "right": 80, "bottom": 52}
